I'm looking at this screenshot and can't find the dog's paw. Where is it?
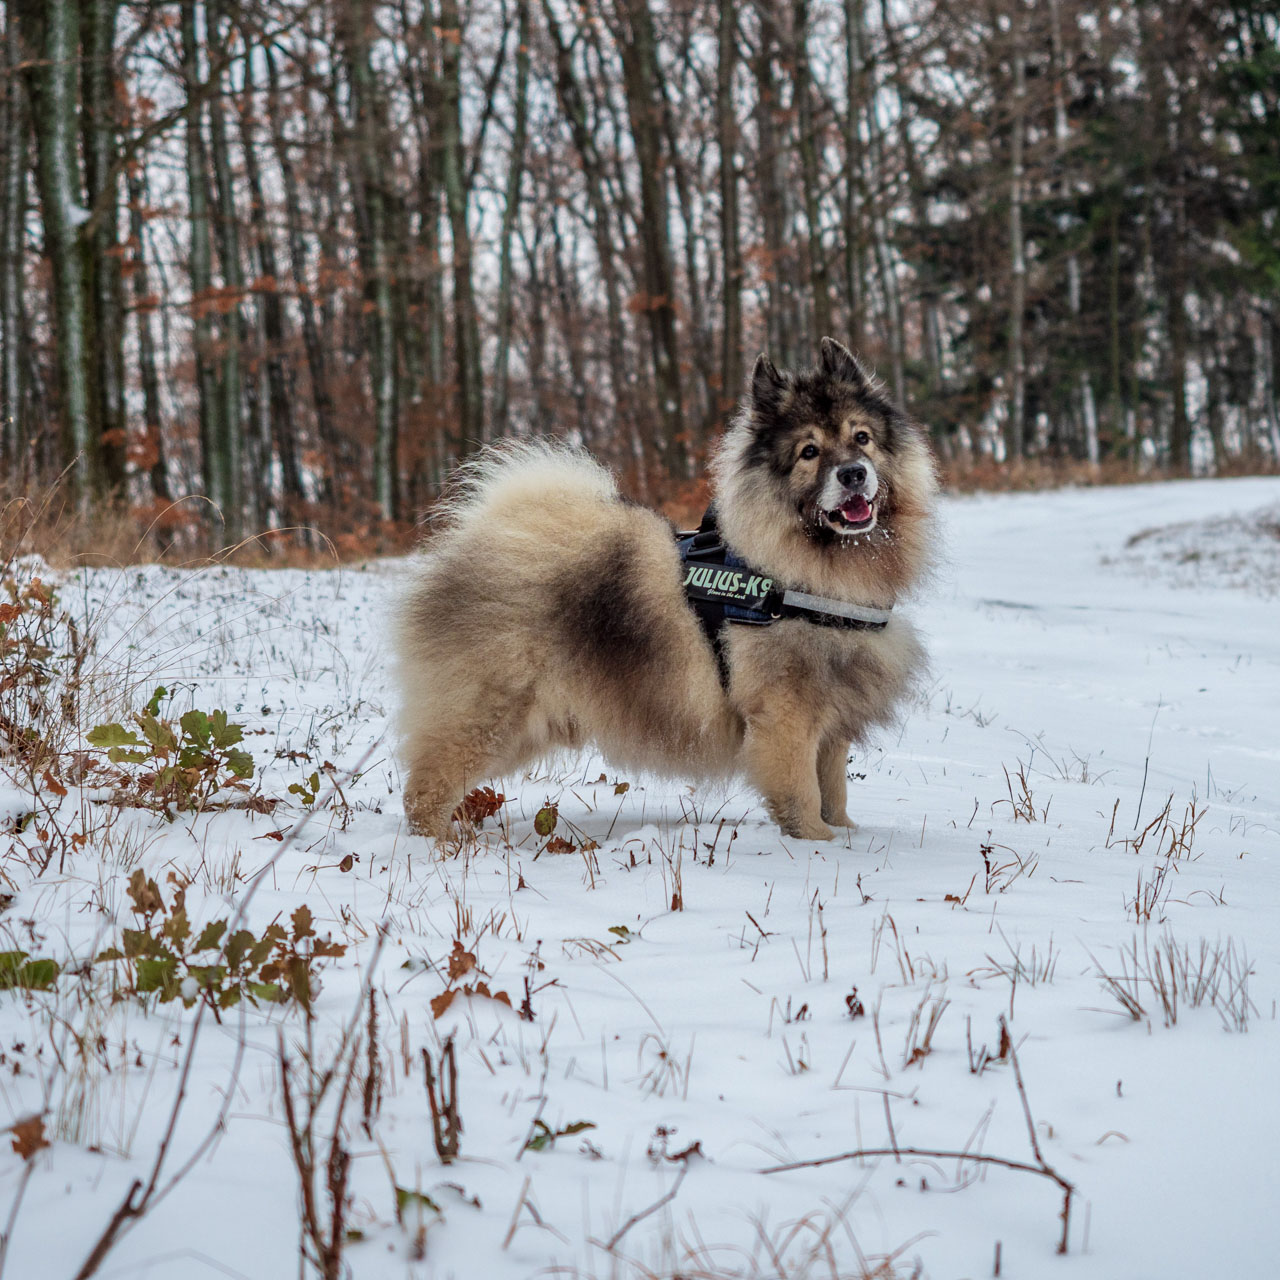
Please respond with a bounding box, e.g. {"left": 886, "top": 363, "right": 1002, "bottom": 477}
{"left": 405, "top": 818, "right": 450, "bottom": 842}
{"left": 404, "top": 800, "right": 452, "bottom": 842}
{"left": 782, "top": 819, "right": 836, "bottom": 842}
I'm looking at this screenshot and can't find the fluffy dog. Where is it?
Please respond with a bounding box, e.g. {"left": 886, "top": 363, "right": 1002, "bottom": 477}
{"left": 392, "top": 338, "right": 937, "bottom": 842}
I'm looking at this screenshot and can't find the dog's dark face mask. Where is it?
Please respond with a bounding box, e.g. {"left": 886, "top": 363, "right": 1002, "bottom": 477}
{"left": 742, "top": 338, "right": 913, "bottom": 543}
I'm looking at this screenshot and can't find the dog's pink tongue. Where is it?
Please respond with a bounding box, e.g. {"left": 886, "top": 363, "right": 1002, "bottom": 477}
{"left": 840, "top": 496, "right": 871, "bottom": 523}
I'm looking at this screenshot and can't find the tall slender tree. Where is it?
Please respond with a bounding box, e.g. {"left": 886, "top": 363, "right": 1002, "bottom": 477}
{"left": 15, "top": 0, "right": 100, "bottom": 501}
{"left": 1007, "top": 1, "right": 1028, "bottom": 460}
{"left": 180, "top": 0, "right": 225, "bottom": 522}
{"left": 125, "top": 167, "right": 171, "bottom": 501}
{"left": 609, "top": 0, "right": 686, "bottom": 471}
{"left": 81, "top": 0, "right": 125, "bottom": 490}
{"left": 0, "top": 11, "right": 27, "bottom": 472}
{"left": 792, "top": 0, "right": 832, "bottom": 344}
{"left": 338, "top": 0, "right": 400, "bottom": 517}
{"left": 717, "top": 0, "right": 744, "bottom": 414}
{"left": 207, "top": 0, "right": 243, "bottom": 538}
{"left": 238, "top": 40, "right": 302, "bottom": 516}
{"left": 437, "top": 0, "right": 485, "bottom": 456}
{"left": 491, "top": 0, "right": 531, "bottom": 440}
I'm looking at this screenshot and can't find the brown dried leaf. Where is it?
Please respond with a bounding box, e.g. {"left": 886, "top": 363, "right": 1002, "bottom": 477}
{"left": 454, "top": 786, "right": 505, "bottom": 825}
{"left": 10, "top": 1115, "right": 48, "bottom": 1161}
{"left": 543, "top": 835, "right": 575, "bottom": 855}
{"left": 430, "top": 989, "right": 458, "bottom": 1019}
{"left": 447, "top": 940, "right": 476, "bottom": 980}
{"left": 291, "top": 904, "right": 315, "bottom": 942}
{"left": 127, "top": 869, "right": 164, "bottom": 917}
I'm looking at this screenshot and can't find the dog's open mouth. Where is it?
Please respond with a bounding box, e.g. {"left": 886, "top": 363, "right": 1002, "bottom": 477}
{"left": 825, "top": 495, "right": 876, "bottom": 533}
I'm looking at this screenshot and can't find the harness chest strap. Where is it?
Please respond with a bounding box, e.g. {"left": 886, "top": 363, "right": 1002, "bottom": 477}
{"left": 676, "top": 506, "right": 892, "bottom": 679}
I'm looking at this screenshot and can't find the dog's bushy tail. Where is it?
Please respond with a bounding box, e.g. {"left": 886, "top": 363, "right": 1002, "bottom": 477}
{"left": 431, "top": 439, "right": 617, "bottom": 534}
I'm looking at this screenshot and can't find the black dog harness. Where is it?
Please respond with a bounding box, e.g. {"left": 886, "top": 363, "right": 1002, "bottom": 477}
{"left": 676, "top": 505, "right": 892, "bottom": 683}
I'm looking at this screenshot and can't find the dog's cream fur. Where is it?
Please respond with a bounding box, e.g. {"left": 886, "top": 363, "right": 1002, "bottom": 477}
{"left": 393, "top": 343, "right": 937, "bottom": 842}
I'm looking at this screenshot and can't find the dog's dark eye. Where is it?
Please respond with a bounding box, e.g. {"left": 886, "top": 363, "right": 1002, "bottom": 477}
{"left": 854, "top": 430, "right": 872, "bottom": 446}
{"left": 799, "top": 443, "right": 820, "bottom": 460}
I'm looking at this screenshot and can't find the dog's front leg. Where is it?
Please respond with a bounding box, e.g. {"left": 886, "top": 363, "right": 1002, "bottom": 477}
{"left": 818, "top": 737, "right": 856, "bottom": 828}
{"left": 743, "top": 716, "right": 833, "bottom": 841}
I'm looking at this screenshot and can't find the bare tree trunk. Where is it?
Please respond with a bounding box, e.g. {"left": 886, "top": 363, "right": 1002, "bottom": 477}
{"left": 752, "top": 5, "right": 797, "bottom": 369}
{"left": 861, "top": 58, "right": 904, "bottom": 402}
{"left": 1164, "top": 49, "right": 1192, "bottom": 473}
{"left": 399, "top": 10, "right": 447, "bottom": 478}
{"left": 400, "top": 8, "right": 446, "bottom": 407}
{"left": 792, "top": 0, "right": 831, "bottom": 344}
{"left": 1007, "top": 7, "right": 1027, "bottom": 461}
{"left": 339, "top": 0, "right": 400, "bottom": 518}
{"left": 1, "top": 13, "right": 27, "bottom": 472}
{"left": 717, "top": 0, "right": 744, "bottom": 412}
{"left": 207, "top": 0, "right": 243, "bottom": 539}
{"left": 610, "top": 0, "right": 686, "bottom": 473}
{"left": 659, "top": 60, "right": 713, "bottom": 439}
{"left": 81, "top": 0, "right": 126, "bottom": 492}
{"left": 263, "top": 43, "right": 337, "bottom": 502}
{"left": 879, "top": 0, "right": 941, "bottom": 400}
{"left": 438, "top": 0, "right": 484, "bottom": 455}
{"left": 842, "top": 0, "right": 866, "bottom": 354}
{"left": 550, "top": 206, "right": 591, "bottom": 442}
{"left": 1265, "top": 306, "right": 1280, "bottom": 461}
{"left": 238, "top": 42, "right": 303, "bottom": 519}
{"left": 125, "top": 167, "right": 171, "bottom": 500}
{"left": 540, "top": 0, "right": 634, "bottom": 473}
{"left": 520, "top": 220, "right": 552, "bottom": 436}
{"left": 1153, "top": 24, "right": 1191, "bottom": 471}
{"left": 1167, "top": 210, "right": 1191, "bottom": 469}
{"left": 15, "top": 0, "right": 100, "bottom": 502}
{"left": 180, "top": 1, "right": 223, "bottom": 526}
{"left": 1048, "top": 0, "right": 1098, "bottom": 464}
{"left": 491, "top": 0, "right": 531, "bottom": 440}
{"left": 1107, "top": 197, "right": 1123, "bottom": 452}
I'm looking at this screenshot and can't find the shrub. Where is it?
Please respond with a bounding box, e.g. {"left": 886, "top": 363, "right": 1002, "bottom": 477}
{"left": 97, "top": 869, "right": 345, "bottom": 1018}
{"left": 87, "top": 686, "right": 256, "bottom": 815}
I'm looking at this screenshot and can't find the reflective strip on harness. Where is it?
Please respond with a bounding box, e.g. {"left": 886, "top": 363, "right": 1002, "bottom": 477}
{"left": 779, "top": 590, "right": 892, "bottom": 627}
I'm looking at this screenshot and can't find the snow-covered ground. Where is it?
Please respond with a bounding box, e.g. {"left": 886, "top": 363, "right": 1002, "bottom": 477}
{"left": 2, "top": 476, "right": 1279, "bottom": 1280}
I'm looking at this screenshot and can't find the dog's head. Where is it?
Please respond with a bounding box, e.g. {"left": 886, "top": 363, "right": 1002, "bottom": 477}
{"left": 712, "top": 339, "right": 937, "bottom": 597}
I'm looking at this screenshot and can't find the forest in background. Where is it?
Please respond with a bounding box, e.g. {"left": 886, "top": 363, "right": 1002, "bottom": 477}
{"left": 1, "top": 0, "right": 1278, "bottom": 545}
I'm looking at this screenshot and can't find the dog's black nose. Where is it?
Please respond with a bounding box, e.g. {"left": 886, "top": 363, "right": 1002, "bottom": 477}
{"left": 837, "top": 463, "right": 867, "bottom": 490}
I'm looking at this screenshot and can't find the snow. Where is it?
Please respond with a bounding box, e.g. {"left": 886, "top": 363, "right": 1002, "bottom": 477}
{"left": 2, "top": 476, "right": 1279, "bottom": 1279}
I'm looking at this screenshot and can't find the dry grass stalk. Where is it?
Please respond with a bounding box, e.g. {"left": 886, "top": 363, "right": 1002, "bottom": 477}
{"left": 423, "top": 1035, "right": 462, "bottom": 1163}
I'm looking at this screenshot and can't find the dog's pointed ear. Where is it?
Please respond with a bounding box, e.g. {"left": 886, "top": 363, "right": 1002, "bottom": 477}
{"left": 751, "top": 352, "right": 785, "bottom": 413}
{"left": 820, "top": 337, "right": 872, "bottom": 392}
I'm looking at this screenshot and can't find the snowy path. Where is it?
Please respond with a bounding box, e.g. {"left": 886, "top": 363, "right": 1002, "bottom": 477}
{"left": 2, "top": 477, "right": 1278, "bottom": 1280}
